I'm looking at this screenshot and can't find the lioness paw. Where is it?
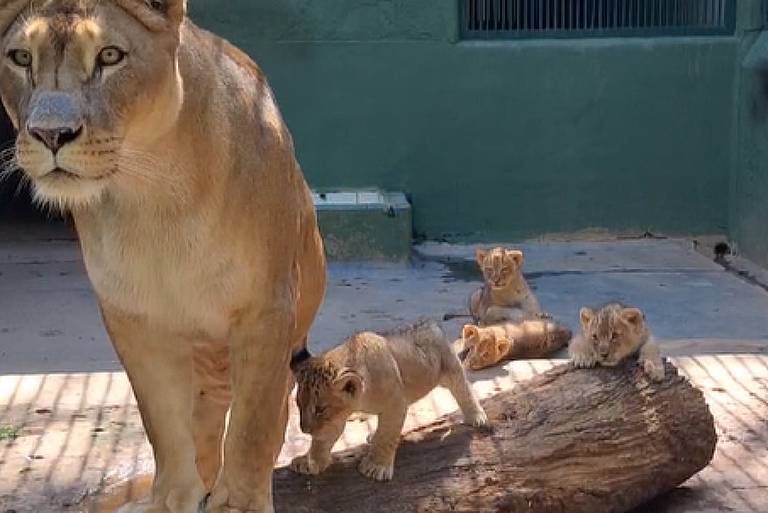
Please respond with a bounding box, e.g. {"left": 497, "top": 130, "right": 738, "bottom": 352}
{"left": 289, "top": 454, "right": 328, "bottom": 476}
{"left": 642, "top": 358, "right": 665, "bottom": 382}
{"left": 358, "top": 456, "right": 394, "bottom": 481}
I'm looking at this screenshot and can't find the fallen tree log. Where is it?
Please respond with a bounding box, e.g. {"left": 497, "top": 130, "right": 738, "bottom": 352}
{"left": 274, "top": 360, "right": 716, "bottom": 513}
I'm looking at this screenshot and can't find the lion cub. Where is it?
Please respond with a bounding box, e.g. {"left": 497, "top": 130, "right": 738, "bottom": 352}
{"left": 289, "top": 320, "right": 488, "bottom": 481}
{"left": 460, "top": 320, "right": 572, "bottom": 371}
{"left": 569, "top": 303, "right": 665, "bottom": 382}
{"left": 469, "top": 247, "right": 545, "bottom": 325}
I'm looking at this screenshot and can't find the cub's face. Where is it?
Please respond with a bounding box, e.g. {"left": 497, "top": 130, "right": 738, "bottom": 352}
{"left": 461, "top": 325, "right": 511, "bottom": 371}
{"left": 293, "top": 359, "right": 363, "bottom": 440}
{"left": 476, "top": 247, "right": 524, "bottom": 290}
{"left": 0, "top": 0, "right": 185, "bottom": 209}
{"left": 579, "top": 304, "right": 647, "bottom": 366}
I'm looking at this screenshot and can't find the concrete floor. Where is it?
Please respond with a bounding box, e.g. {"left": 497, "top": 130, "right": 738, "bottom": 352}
{"left": 1, "top": 224, "right": 767, "bottom": 512}
{"left": 1, "top": 228, "right": 768, "bottom": 374}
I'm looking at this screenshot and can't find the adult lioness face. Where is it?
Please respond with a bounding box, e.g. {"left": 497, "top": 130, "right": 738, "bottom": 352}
{"left": 0, "top": 0, "right": 185, "bottom": 209}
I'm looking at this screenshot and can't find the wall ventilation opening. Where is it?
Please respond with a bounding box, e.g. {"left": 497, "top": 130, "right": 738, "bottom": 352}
{"left": 460, "top": 0, "right": 736, "bottom": 39}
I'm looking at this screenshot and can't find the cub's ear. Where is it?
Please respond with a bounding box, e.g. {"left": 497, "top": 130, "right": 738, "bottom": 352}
{"left": 289, "top": 348, "right": 312, "bottom": 373}
{"left": 579, "top": 307, "right": 594, "bottom": 327}
{"left": 620, "top": 307, "right": 644, "bottom": 328}
{"left": 495, "top": 337, "right": 512, "bottom": 358}
{"left": 334, "top": 369, "right": 364, "bottom": 400}
{"left": 462, "top": 324, "right": 480, "bottom": 344}
{"left": 506, "top": 250, "right": 524, "bottom": 267}
{"left": 475, "top": 248, "right": 488, "bottom": 266}
{"left": 0, "top": 0, "right": 29, "bottom": 38}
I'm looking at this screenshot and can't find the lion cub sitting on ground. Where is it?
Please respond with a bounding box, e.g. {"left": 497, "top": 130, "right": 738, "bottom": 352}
{"left": 460, "top": 320, "right": 572, "bottom": 371}
{"left": 469, "top": 247, "right": 546, "bottom": 325}
{"left": 289, "top": 320, "right": 488, "bottom": 481}
{"left": 569, "top": 303, "right": 665, "bottom": 382}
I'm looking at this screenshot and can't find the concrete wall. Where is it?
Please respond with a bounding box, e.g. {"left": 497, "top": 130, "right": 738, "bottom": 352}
{"left": 730, "top": 1, "right": 768, "bottom": 267}
{"left": 189, "top": 0, "right": 736, "bottom": 241}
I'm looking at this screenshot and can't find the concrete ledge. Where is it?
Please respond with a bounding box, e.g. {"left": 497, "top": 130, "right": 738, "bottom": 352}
{"left": 314, "top": 190, "right": 412, "bottom": 261}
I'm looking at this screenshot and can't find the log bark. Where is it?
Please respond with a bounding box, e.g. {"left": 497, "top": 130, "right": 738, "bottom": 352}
{"left": 274, "top": 360, "right": 716, "bottom": 513}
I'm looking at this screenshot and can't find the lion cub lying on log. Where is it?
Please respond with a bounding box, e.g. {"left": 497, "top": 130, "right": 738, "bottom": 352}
{"left": 289, "top": 320, "right": 488, "bottom": 481}
{"left": 469, "top": 247, "right": 546, "bottom": 325}
{"left": 460, "top": 320, "right": 572, "bottom": 371}
{"left": 569, "top": 303, "right": 665, "bottom": 382}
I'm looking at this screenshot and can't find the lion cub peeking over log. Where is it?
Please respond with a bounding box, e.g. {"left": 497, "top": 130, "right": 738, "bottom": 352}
{"left": 460, "top": 320, "right": 572, "bottom": 371}
{"left": 569, "top": 303, "right": 665, "bottom": 382}
{"left": 289, "top": 320, "right": 488, "bottom": 481}
{"left": 469, "top": 247, "right": 546, "bottom": 325}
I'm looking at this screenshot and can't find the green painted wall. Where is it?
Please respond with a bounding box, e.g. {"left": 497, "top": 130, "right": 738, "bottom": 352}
{"left": 731, "top": 0, "right": 768, "bottom": 267}
{"left": 189, "top": 1, "right": 736, "bottom": 242}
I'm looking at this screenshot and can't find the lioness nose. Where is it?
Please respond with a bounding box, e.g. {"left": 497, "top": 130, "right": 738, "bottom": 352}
{"left": 29, "top": 126, "right": 83, "bottom": 153}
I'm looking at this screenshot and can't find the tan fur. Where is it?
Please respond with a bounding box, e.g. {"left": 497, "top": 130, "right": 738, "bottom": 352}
{"left": 290, "top": 321, "right": 488, "bottom": 481}
{"left": 470, "top": 247, "right": 546, "bottom": 325}
{"left": 460, "top": 320, "right": 572, "bottom": 371}
{"left": 0, "top": 2, "right": 326, "bottom": 512}
{"left": 569, "top": 303, "right": 665, "bottom": 382}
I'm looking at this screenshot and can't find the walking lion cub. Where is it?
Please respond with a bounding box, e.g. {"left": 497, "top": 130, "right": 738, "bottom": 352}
{"left": 289, "top": 320, "right": 488, "bottom": 481}
{"left": 569, "top": 303, "right": 665, "bottom": 382}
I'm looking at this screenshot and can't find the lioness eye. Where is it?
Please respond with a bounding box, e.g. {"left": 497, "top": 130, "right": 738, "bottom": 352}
{"left": 8, "top": 49, "right": 32, "bottom": 68}
{"left": 97, "top": 47, "right": 126, "bottom": 67}
{"left": 591, "top": 334, "right": 598, "bottom": 341}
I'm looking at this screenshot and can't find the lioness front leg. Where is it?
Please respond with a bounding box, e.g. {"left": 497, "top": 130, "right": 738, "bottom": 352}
{"left": 104, "top": 309, "right": 207, "bottom": 513}
{"left": 207, "top": 307, "right": 296, "bottom": 513}
{"left": 192, "top": 341, "right": 231, "bottom": 489}
{"left": 359, "top": 401, "right": 407, "bottom": 481}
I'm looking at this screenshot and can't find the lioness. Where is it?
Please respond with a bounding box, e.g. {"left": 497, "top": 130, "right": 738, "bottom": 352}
{"left": 0, "top": 2, "right": 326, "bottom": 513}
{"left": 289, "top": 320, "right": 488, "bottom": 481}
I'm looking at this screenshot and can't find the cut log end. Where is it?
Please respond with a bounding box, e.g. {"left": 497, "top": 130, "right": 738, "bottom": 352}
{"left": 275, "top": 360, "right": 716, "bottom": 513}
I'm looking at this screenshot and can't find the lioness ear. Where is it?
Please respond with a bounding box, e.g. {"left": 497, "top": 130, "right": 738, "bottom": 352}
{"left": 496, "top": 337, "right": 512, "bottom": 357}
{"left": 475, "top": 248, "right": 488, "bottom": 266}
{"left": 0, "top": 0, "right": 28, "bottom": 38}
{"left": 620, "top": 308, "right": 644, "bottom": 328}
{"left": 115, "top": 0, "right": 186, "bottom": 31}
{"left": 579, "top": 307, "right": 594, "bottom": 327}
{"left": 145, "top": 0, "right": 186, "bottom": 23}
{"left": 507, "top": 250, "right": 524, "bottom": 267}
{"left": 334, "top": 370, "right": 363, "bottom": 400}
{"left": 462, "top": 325, "right": 480, "bottom": 344}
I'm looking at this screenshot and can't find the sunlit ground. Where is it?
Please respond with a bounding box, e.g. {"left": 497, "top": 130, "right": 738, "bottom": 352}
{"left": 0, "top": 354, "right": 765, "bottom": 512}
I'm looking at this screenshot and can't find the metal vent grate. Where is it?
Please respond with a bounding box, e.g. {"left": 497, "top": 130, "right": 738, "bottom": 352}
{"left": 460, "top": 0, "right": 736, "bottom": 39}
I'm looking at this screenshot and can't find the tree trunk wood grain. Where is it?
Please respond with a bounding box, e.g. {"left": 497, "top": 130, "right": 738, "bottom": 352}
{"left": 274, "top": 360, "right": 716, "bottom": 513}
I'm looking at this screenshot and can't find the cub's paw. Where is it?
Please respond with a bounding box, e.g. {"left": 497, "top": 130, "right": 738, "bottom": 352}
{"left": 289, "top": 454, "right": 329, "bottom": 476}
{"left": 642, "top": 358, "right": 665, "bottom": 382}
{"left": 570, "top": 352, "right": 598, "bottom": 369}
{"left": 358, "top": 455, "right": 394, "bottom": 481}
{"left": 466, "top": 409, "right": 490, "bottom": 429}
